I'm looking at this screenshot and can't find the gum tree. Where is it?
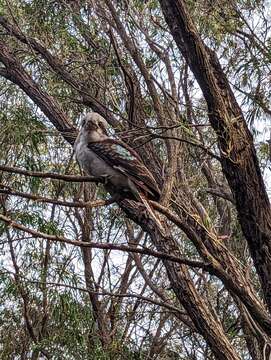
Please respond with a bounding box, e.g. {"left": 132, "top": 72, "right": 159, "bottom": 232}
{"left": 0, "top": 1, "right": 270, "bottom": 359}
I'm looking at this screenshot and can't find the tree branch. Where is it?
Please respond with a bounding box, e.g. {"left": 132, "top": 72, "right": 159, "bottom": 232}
{"left": 0, "top": 214, "right": 208, "bottom": 269}
{"left": 24, "top": 279, "right": 184, "bottom": 315}
{"left": 0, "top": 164, "right": 102, "bottom": 183}
{"left": 0, "top": 15, "right": 119, "bottom": 127}
{"left": 0, "top": 187, "right": 114, "bottom": 208}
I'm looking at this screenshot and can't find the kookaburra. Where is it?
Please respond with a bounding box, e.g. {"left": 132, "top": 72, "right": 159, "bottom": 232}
{"left": 74, "top": 112, "right": 161, "bottom": 203}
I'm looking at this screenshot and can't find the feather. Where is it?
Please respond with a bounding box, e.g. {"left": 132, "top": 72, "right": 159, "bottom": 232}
{"left": 75, "top": 112, "right": 164, "bottom": 231}
{"left": 87, "top": 139, "right": 160, "bottom": 201}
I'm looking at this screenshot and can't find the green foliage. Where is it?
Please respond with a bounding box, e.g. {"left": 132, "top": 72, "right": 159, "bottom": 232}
{"left": 0, "top": 0, "right": 269, "bottom": 359}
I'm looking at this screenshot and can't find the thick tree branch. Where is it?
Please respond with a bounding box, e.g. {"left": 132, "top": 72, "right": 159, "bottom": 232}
{"left": 0, "top": 40, "right": 76, "bottom": 144}
{"left": 0, "top": 15, "right": 119, "bottom": 127}
{"left": 158, "top": 0, "right": 271, "bottom": 313}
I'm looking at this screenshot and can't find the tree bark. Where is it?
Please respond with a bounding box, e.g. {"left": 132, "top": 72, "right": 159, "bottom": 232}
{"left": 119, "top": 200, "right": 241, "bottom": 360}
{"left": 158, "top": 0, "right": 271, "bottom": 311}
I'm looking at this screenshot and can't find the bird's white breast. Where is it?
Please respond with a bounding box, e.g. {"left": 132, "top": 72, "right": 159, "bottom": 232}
{"left": 74, "top": 135, "right": 126, "bottom": 185}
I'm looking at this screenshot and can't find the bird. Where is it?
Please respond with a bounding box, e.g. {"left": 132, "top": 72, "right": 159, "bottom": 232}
{"left": 74, "top": 112, "right": 161, "bottom": 204}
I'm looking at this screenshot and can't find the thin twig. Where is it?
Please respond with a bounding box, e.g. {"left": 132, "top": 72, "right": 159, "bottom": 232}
{"left": 0, "top": 164, "right": 102, "bottom": 183}
{"left": 0, "top": 187, "right": 114, "bottom": 208}
{"left": 24, "top": 279, "right": 183, "bottom": 314}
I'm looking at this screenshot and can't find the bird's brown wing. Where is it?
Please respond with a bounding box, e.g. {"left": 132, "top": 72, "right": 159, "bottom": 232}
{"left": 87, "top": 139, "right": 160, "bottom": 201}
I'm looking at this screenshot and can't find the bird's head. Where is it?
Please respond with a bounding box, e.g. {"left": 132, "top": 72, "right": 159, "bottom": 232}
{"left": 81, "top": 112, "right": 109, "bottom": 140}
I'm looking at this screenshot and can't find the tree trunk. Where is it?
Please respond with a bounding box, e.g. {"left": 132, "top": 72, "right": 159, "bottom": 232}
{"left": 158, "top": 0, "right": 271, "bottom": 311}
{"left": 119, "top": 200, "right": 241, "bottom": 360}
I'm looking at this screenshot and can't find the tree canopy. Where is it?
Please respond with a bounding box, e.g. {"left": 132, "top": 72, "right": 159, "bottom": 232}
{"left": 0, "top": 0, "right": 270, "bottom": 359}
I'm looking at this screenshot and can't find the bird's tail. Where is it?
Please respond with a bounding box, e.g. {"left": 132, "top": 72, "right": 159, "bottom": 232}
{"left": 137, "top": 192, "right": 165, "bottom": 234}
{"left": 127, "top": 179, "right": 164, "bottom": 233}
